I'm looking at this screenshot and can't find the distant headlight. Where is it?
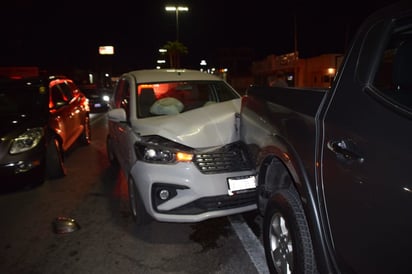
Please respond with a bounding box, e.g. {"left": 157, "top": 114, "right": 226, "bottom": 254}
{"left": 102, "top": 95, "right": 110, "bottom": 102}
{"left": 10, "top": 127, "right": 44, "bottom": 154}
{"left": 134, "top": 135, "right": 193, "bottom": 164}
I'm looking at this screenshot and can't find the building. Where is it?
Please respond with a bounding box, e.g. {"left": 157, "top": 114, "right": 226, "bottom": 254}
{"left": 251, "top": 52, "right": 344, "bottom": 88}
{"left": 0, "top": 66, "right": 41, "bottom": 78}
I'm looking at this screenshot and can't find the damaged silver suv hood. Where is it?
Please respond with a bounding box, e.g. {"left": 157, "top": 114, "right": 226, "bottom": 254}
{"left": 132, "top": 99, "right": 241, "bottom": 148}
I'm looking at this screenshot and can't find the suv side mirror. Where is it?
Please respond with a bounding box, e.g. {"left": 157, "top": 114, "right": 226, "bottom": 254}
{"left": 107, "top": 108, "right": 127, "bottom": 122}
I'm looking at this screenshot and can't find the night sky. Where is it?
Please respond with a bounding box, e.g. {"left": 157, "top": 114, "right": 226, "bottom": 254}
{"left": 1, "top": 0, "right": 401, "bottom": 74}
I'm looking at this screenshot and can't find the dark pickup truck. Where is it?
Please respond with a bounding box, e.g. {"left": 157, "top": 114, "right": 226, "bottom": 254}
{"left": 240, "top": 2, "right": 412, "bottom": 273}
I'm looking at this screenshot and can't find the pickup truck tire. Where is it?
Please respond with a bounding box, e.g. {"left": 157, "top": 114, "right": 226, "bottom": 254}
{"left": 263, "top": 186, "right": 317, "bottom": 274}
{"left": 128, "top": 176, "right": 152, "bottom": 225}
{"left": 46, "top": 137, "right": 66, "bottom": 179}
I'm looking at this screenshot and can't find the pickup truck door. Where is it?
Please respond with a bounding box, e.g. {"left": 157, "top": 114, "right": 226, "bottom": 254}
{"left": 319, "top": 18, "right": 412, "bottom": 273}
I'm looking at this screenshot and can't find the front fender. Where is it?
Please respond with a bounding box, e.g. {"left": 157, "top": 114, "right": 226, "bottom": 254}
{"left": 253, "top": 135, "right": 311, "bottom": 215}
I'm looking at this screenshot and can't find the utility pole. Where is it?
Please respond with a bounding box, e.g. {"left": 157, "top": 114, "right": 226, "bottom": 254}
{"left": 294, "top": 13, "right": 299, "bottom": 87}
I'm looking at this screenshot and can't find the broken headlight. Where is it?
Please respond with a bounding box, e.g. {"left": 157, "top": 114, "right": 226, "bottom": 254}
{"left": 134, "top": 135, "right": 194, "bottom": 164}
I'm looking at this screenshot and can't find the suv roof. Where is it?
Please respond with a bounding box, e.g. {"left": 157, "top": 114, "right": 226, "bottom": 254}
{"left": 126, "top": 69, "right": 225, "bottom": 83}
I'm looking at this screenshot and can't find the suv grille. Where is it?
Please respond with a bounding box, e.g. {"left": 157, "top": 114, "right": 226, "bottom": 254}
{"left": 193, "top": 142, "right": 253, "bottom": 174}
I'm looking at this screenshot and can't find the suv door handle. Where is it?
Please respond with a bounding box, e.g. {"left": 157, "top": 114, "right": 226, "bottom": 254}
{"left": 327, "top": 139, "right": 365, "bottom": 164}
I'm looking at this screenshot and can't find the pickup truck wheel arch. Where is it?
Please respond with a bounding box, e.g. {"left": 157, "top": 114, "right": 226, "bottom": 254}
{"left": 263, "top": 186, "right": 318, "bottom": 274}
{"left": 258, "top": 157, "right": 293, "bottom": 215}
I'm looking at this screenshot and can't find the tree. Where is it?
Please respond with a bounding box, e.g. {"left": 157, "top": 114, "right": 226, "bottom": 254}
{"left": 162, "top": 40, "right": 188, "bottom": 68}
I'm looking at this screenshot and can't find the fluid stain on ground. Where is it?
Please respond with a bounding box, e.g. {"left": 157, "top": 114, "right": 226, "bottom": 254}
{"left": 189, "top": 217, "right": 231, "bottom": 252}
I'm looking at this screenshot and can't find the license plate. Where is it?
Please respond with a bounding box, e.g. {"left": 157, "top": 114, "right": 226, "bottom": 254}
{"left": 227, "top": 175, "right": 256, "bottom": 196}
{"left": 94, "top": 103, "right": 101, "bottom": 107}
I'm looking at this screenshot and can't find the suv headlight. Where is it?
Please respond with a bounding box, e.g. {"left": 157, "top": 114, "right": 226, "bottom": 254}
{"left": 10, "top": 127, "right": 44, "bottom": 154}
{"left": 134, "top": 135, "right": 193, "bottom": 164}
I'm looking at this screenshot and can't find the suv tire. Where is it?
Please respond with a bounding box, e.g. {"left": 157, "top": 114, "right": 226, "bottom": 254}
{"left": 46, "top": 137, "right": 66, "bottom": 179}
{"left": 80, "top": 115, "right": 91, "bottom": 145}
{"left": 128, "top": 176, "right": 152, "bottom": 225}
{"left": 106, "top": 135, "right": 118, "bottom": 166}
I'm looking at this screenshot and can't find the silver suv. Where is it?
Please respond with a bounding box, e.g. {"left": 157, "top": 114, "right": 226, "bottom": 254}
{"left": 106, "top": 69, "right": 256, "bottom": 224}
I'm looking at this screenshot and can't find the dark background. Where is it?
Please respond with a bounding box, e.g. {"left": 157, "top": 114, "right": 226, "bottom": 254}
{"left": 0, "top": 0, "right": 401, "bottom": 73}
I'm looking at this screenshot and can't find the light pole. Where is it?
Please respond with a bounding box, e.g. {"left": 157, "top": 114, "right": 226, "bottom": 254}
{"left": 165, "top": 5, "right": 189, "bottom": 42}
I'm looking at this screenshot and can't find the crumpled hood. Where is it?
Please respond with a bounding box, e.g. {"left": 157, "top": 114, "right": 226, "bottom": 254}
{"left": 132, "top": 99, "right": 241, "bottom": 148}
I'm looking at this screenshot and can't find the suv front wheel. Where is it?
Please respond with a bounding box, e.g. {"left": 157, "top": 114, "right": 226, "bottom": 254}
{"left": 128, "top": 176, "right": 152, "bottom": 225}
{"left": 106, "top": 135, "right": 118, "bottom": 166}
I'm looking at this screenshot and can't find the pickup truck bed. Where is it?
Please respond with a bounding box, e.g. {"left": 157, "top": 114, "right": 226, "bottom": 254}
{"left": 246, "top": 86, "right": 327, "bottom": 118}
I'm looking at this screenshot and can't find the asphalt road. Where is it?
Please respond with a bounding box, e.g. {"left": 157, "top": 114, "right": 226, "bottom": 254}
{"left": 0, "top": 112, "right": 269, "bottom": 274}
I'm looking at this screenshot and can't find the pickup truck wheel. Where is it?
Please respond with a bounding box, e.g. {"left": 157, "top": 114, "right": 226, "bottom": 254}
{"left": 263, "top": 187, "right": 317, "bottom": 274}
{"left": 128, "top": 177, "right": 152, "bottom": 225}
{"left": 46, "top": 137, "right": 66, "bottom": 179}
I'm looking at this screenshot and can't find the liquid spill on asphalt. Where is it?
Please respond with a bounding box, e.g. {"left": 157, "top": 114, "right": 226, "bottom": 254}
{"left": 241, "top": 210, "right": 261, "bottom": 238}
{"left": 189, "top": 217, "right": 231, "bottom": 252}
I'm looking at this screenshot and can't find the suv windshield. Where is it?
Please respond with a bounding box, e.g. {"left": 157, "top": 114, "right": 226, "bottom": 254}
{"left": 136, "top": 81, "right": 239, "bottom": 118}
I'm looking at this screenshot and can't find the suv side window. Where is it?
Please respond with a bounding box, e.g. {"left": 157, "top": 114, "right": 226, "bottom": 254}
{"left": 213, "top": 82, "right": 239, "bottom": 102}
{"left": 373, "top": 18, "right": 412, "bottom": 111}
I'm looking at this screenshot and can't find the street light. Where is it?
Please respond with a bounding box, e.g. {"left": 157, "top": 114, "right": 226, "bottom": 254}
{"left": 165, "top": 5, "right": 189, "bottom": 42}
